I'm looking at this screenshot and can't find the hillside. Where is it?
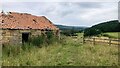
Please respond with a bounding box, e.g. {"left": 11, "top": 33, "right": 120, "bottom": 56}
{"left": 84, "top": 20, "right": 120, "bottom": 36}
{"left": 91, "top": 20, "right": 120, "bottom": 32}
{"left": 55, "top": 25, "right": 87, "bottom": 31}
{"left": 55, "top": 25, "right": 87, "bottom": 36}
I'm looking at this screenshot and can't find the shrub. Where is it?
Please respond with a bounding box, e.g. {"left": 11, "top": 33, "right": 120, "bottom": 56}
{"left": 46, "top": 31, "right": 58, "bottom": 44}
{"left": 29, "top": 31, "right": 59, "bottom": 46}
{"left": 84, "top": 28, "right": 102, "bottom": 37}
{"left": 30, "top": 34, "right": 46, "bottom": 47}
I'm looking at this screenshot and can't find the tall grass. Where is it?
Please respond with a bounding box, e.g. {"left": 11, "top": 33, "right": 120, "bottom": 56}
{"left": 2, "top": 33, "right": 119, "bottom": 66}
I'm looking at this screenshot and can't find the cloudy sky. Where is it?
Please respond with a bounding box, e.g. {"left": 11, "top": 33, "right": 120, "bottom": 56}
{"left": 0, "top": 0, "right": 119, "bottom": 27}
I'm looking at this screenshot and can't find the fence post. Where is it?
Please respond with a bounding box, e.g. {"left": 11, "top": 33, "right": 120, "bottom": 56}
{"left": 83, "top": 36, "right": 85, "bottom": 44}
{"left": 82, "top": 33, "right": 85, "bottom": 44}
{"left": 109, "top": 38, "right": 111, "bottom": 45}
{"left": 93, "top": 38, "right": 95, "bottom": 45}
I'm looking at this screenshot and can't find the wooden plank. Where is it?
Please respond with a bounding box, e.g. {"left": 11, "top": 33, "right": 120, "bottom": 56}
{"left": 84, "top": 37, "right": 120, "bottom": 45}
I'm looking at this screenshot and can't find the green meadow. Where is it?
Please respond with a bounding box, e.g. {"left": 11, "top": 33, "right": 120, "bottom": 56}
{"left": 101, "top": 32, "right": 120, "bottom": 39}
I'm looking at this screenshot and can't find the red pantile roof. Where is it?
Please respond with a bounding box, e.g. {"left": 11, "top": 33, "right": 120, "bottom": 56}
{"left": 0, "top": 12, "right": 59, "bottom": 30}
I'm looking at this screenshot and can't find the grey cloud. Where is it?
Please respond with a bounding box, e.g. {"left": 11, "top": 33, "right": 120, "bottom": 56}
{"left": 75, "top": 2, "right": 102, "bottom": 8}
{"left": 2, "top": 2, "right": 118, "bottom": 27}
{"left": 2, "top": 0, "right": 120, "bottom": 2}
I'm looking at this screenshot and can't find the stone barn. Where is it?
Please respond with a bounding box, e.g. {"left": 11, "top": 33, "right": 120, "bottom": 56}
{"left": 0, "top": 11, "right": 59, "bottom": 45}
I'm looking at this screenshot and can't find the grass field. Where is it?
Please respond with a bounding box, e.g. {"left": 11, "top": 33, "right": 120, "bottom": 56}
{"left": 2, "top": 33, "right": 119, "bottom": 66}
{"left": 102, "top": 32, "right": 120, "bottom": 39}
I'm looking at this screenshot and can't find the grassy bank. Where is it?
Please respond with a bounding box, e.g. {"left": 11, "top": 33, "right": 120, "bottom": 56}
{"left": 2, "top": 34, "right": 118, "bottom": 66}
{"left": 101, "top": 32, "right": 120, "bottom": 39}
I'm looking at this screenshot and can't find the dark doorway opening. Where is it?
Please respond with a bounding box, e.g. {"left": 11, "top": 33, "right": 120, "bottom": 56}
{"left": 22, "top": 33, "right": 29, "bottom": 43}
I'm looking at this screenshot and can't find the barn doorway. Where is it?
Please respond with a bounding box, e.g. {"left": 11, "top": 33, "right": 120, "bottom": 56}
{"left": 22, "top": 33, "right": 29, "bottom": 43}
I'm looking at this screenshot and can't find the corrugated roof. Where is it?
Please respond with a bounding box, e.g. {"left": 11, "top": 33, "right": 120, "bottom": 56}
{"left": 0, "top": 12, "right": 59, "bottom": 30}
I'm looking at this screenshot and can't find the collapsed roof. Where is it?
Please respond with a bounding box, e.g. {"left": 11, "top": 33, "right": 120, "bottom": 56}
{"left": 0, "top": 12, "right": 59, "bottom": 30}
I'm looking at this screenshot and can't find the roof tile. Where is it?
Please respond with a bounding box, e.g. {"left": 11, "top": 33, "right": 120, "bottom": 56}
{"left": 0, "top": 12, "right": 59, "bottom": 30}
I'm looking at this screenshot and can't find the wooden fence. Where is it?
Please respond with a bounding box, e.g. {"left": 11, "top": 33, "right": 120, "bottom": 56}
{"left": 83, "top": 37, "right": 120, "bottom": 45}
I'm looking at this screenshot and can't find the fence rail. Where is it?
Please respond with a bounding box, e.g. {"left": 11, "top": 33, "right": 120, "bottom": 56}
{"left": 84, "top": 37, "right": 120, "bottom": 45}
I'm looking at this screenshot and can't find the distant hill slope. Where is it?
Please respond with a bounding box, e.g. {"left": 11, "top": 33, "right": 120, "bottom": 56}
{"left": 55, "top": 25, "right": 88, "bottom": 36}
{"left": 90, "top": 20, "right": 120, "bottom": 32}
{"left": 84, "top": 20, "right": 120, "bottom": 36}
{"left": 55, "top": 25, "right": 87, "bottom": 31}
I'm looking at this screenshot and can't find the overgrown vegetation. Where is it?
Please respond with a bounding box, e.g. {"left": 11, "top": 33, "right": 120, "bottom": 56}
{"left": 45, "top": 31, "right": 59, "bottom": 44}
{"left": 2, "top": 33, "right": 118, "bottom": 66}
{"left": 30, "top": 35, "right": 45, "bottom": 47}
{"left": 29, "top": 31, "right": 59, "bottom": 47}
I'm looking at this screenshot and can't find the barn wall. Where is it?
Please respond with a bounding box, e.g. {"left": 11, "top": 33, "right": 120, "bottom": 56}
{"left": 1, "top": 29, "right": 22, "bottom": 45}
{"left": 1, "top": 29, "right": 59, "bottom": 45}
{"left": 0, "top": 30, "right": 3, "bottom": 45}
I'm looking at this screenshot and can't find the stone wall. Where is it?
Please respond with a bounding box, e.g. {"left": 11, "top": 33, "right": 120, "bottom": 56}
{"left": 0, "top": 29, "right": 60, "bottom": 45}
{"left": 1, "top": 29, "right": 22, "bottom": 45}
